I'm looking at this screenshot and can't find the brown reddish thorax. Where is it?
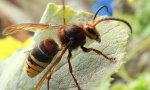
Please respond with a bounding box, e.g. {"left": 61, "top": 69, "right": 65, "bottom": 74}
{"left": 58, "top": 24, "right": 86, "bottom": 50}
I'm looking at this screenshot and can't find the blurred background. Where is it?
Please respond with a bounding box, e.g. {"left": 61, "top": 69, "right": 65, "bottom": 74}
{"left": 0, "top": 0, "right": 150, "bottom": 89}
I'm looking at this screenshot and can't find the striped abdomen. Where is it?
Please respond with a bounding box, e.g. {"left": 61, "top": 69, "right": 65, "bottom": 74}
{"left": 25, "top": 38, "right": 60, "bottom": 78}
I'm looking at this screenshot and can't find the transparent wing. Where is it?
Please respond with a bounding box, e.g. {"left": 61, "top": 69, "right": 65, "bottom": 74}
{"left": 2, "top": 23, "right": 63, "bottom": 35}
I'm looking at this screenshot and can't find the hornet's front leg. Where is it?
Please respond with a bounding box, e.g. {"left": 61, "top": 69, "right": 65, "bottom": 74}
{"left": 81, "top": 46, "right": 115, "bottom": 60}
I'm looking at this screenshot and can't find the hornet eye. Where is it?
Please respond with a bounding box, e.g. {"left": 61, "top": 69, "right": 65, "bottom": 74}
{"left": 85, "top": 24, "right": 97, "bottom": 36}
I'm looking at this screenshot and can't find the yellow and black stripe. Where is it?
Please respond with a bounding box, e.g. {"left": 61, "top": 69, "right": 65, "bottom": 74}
{"left": 25, "top": 38, "right": 59, "bottom": 78}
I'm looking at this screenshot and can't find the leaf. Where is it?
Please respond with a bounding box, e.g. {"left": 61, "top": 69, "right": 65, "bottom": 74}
{"left": 0, "top": 3, "right": 130, "bottom": 90}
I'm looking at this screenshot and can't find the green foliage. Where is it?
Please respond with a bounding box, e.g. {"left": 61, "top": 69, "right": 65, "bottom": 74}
{"left": 112, "top": 1, "right": 150, "bottom": 90}
{"left": 111, "top": 73, "right": 150, "bottom": 90}
{"left": 135, "top": 2, "right": 150, "bottom": 36}
{"left": 113, "top": 1, "right": 150, "bottom": 38}
{"left": 136, "top": 0, "right": 150, "bottom": 2}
